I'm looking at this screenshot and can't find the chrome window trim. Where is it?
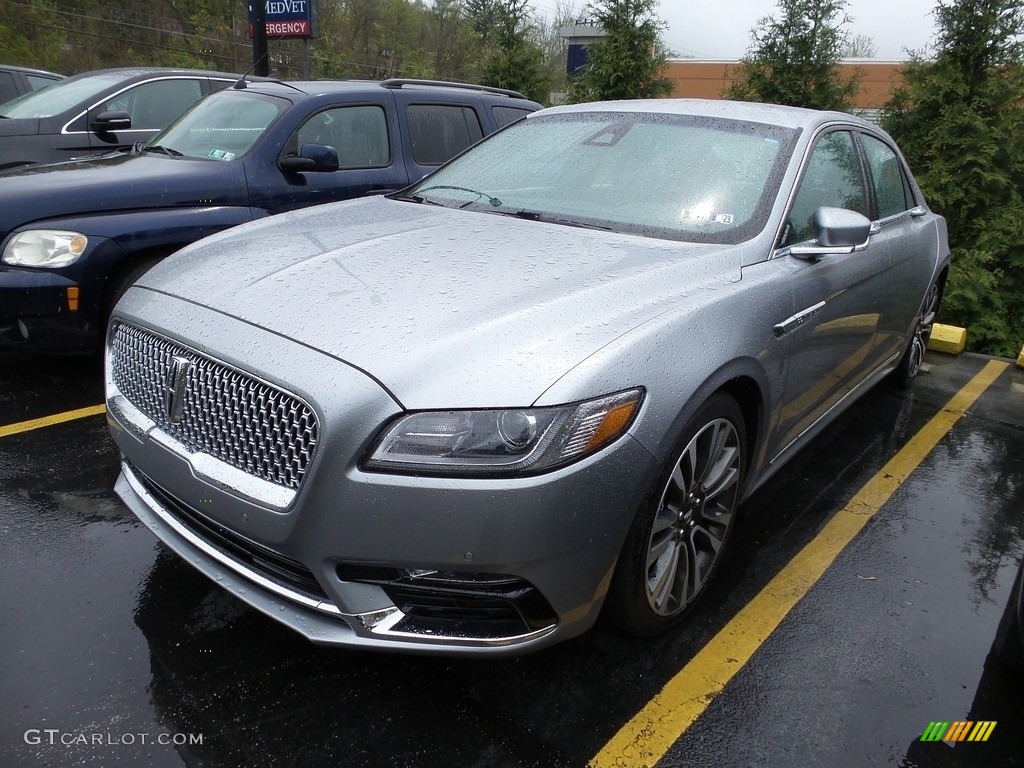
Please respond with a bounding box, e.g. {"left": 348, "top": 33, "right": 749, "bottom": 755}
{"left": 60, "top": 75, "right": 235, "bottom": 135}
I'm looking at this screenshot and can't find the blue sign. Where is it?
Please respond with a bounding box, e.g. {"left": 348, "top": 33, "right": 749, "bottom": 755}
{"left": 248, "top": 0, "right": 316, "bottom": 39}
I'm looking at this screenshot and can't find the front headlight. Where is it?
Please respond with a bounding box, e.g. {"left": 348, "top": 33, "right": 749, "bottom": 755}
{"left": 2, "top": 230, "right": 88, "bottom": 268}
{"left": 364, "top": 388, "right": 643, "bottom": 476}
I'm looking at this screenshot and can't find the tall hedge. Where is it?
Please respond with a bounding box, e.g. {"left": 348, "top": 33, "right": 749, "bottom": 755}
{"left": 883, "top": 0, "right": 1024, "bottom": 357}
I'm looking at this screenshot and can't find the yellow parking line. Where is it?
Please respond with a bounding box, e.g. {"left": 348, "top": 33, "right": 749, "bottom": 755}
{"left": 0, "top": 404, "right": 106, "bottom": 438}
{"left": 590, "top": 359, "right": 1009, "bottom": 768}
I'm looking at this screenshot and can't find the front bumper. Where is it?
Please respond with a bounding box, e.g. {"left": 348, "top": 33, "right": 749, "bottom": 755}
{"left": 0, "top": 236, "right": 123, "bottom": 351}
{"left": 0, "top": 268, "right": 96, "bottom": 349}
{"left": 107, "top": 290, "right": 658, "bottom": 655}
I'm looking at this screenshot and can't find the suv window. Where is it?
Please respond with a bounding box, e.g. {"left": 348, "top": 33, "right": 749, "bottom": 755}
{"left": 787, "top": 130, "right": 867, "bottom": 244}
{"left": 100, "top": 79, "right": 204, "bottom": 130}
{"left": 297, "top": 105, "right": 390, "bottom": 168}
{"left": 26, "top": 74, "right": 60, "bottom": 91}
{"left": 407, "top": 104, "right": 483, "bottom": 165}
{"left": 861, "top": 133, "right": 914, "bottom": 219}
{"left": 493, "top": 105, "right": 533, "bottom": 128}
{"left": 0, "top": 72, "right": 16, "bottom": 104}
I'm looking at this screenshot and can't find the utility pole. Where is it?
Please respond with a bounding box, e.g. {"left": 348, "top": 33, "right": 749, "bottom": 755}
{"left": 252, "top": 1, "right": 269, "bottom": 76}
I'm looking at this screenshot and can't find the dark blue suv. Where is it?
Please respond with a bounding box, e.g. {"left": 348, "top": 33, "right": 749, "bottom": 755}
{"left": 0, "top": 78, "right": 541, "bottom": 351}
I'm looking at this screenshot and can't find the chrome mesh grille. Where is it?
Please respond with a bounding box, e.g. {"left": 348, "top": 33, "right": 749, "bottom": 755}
{"left": 109, "top": 322, "right": 318, "bottom": 490}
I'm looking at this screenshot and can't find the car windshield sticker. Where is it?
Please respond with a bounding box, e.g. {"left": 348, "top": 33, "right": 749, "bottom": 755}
{"left": 208, "top": 149, "right": 236, "bottom": 161}
{"left": 680, "top": 208, "right": 734, "bottom": 225}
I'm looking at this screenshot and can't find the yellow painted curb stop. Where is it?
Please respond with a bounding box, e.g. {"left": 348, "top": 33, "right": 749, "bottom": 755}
{"left": 928, "top": 323, "right": 967, "bottom": 355}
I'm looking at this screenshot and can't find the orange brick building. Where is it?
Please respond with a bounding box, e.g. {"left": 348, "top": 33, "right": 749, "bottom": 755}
{"left": 663, "top": 59, "right": 907, "bottom": 110}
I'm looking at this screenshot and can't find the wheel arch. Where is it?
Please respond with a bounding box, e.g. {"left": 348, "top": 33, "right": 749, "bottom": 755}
{"left": 638, "top": 357, "right": 770, "bottom": 496}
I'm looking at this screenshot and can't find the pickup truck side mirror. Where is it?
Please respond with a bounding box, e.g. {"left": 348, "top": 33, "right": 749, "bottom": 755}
{"left": 279, "top": 143, "right": 340, "bottom": 173}
{"left": 786, "top": 207, "right": 872, "bottom": 260}
{"left": 90, "top": 110, "right": 132, "bottom": 133}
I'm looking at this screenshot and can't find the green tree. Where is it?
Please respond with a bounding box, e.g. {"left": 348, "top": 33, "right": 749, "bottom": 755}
{"left": 567, "top": 0, "right": 672, "bottom": 103}
{"left": 725, "top": 0, "right": 861, "bottom": 110}
{"left": 480, "top": 0, "right": 550, "bottom": 103}
{"left": 883, "top": 0, "right": 1024, "bottom": 357}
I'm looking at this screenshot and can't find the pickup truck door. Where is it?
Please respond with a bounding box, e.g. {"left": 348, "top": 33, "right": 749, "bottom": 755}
{"left": 245, "top": 99, "right": 411, "bottom": 215}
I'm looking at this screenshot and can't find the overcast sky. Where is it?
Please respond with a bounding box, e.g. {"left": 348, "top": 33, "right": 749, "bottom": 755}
{"left": 533, "top": 0, "right": 941, "bottom": 61}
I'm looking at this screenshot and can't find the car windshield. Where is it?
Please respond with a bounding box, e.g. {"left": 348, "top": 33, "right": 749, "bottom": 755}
{"left": 0, "top": 71, "right": 133, "bottom": 118}
{"left": 145, "top": 90, "right": 287, "bottom": 161}
{"left": 405, "top": 112, "right": 799, "bottom": 244}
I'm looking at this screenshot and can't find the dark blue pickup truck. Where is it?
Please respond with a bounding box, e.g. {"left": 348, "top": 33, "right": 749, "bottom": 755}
{"left": 0, "top": 78, "right": 541, "bottom": 351}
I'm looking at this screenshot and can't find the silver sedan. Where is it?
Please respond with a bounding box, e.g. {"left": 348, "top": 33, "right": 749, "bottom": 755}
{"left": 105, "top": 99, "right": 949, "bottom": 655}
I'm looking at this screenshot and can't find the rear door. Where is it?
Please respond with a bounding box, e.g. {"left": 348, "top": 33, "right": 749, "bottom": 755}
{"left": 856, "top": 131, "right": 939, "bottom": 361}
{"left": 393, "top": 91, "right": 487, "bottom": 182}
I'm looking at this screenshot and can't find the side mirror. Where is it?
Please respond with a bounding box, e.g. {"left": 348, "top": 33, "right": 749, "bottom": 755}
{"left": 90, "top": 110, "right": 132, "bottom": 133}
{"left": 787, "top": 207, "right": 871, "bottom": 260}
{"left": 279, "top": 143, "right": 340, "bottom": 173}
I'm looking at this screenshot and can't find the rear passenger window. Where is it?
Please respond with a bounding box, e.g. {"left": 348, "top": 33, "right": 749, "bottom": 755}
{"left": 492, "top": 106, "right": 532, "bottom": 128}
{"left": 296, "top": 105, "right": 390, "bottom": 168}
{"left": 861, "top": 134, "right": 913, "bottom": 219}
{"left": 407, "top": 104, "right": 483, "bottom": 165}
{"left": 0, "top": 72, "right": 17, "bottom": 104}
{"left": 26, "top": 74, "right": 60, "bottom": 91}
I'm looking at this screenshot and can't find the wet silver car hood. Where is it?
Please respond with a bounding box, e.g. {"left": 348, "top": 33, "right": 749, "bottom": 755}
{"left": 137, "top": 196, "right": 741, "bottom": 409}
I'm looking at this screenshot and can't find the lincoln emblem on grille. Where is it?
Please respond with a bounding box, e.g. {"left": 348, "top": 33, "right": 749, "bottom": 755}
{"left": 164, "top": 355, "right": 193, "bottom": 424}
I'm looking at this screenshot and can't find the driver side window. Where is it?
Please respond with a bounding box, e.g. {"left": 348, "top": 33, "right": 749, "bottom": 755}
{"left": 295, "top": 105, "right": 390, "bottom": 169}
{"left": 785, "top": 131, "right": 867, "bottom": 245}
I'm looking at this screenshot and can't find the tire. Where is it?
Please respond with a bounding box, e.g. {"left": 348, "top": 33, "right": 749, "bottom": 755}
{"left": 891, "top": 279, "right": 942, "bottom": 388}
{"left": 605, "top": 392, "right": 746, "bottom": 636}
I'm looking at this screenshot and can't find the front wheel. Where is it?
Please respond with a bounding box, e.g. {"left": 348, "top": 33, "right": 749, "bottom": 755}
{"left": 605, "top": 392, "right": 746, "bottom": 636}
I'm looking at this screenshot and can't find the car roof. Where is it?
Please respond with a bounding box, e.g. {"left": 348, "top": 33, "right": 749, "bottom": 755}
{"left": 0, "top": 63, "right": 64, "bottom": 79}
{"left": 236, "top": 78, "right": 534, "bottom": 102}
{"left": 538, "top": 98, "right": 875, "bottom": 131}
{"left": 59, "top": 66, "right": 242, "bottom": 84}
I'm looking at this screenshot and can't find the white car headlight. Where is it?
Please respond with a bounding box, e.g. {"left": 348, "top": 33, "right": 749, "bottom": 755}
{"left": 2, "top": 230, "right": 88, "bottom": 268}
{"left": 364, "top": 388, "right": 643, "bottom": 476}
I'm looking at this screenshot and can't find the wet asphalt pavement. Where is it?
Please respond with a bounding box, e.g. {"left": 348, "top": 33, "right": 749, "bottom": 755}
{"left": 0, "top": 348, "right": 1021, "bottom": 768}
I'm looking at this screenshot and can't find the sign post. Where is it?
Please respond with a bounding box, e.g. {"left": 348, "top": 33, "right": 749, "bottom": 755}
{"left": 247, "top": 1, "right": 318, "bottom": 77}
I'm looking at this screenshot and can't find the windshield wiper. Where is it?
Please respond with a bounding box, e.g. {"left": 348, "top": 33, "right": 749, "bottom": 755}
{"left": 503, "top": 209, "right": 614, "bottom": 231}
{"left": 142, "top": 144, "right": 183, "bottom": 157}
{"left": 413, "top": 185, "right": 503, "bottom": 208}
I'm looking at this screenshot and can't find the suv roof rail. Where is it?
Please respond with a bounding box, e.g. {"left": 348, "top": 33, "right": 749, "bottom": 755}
{"left": 380, "top": 78, "right": 527, "bottom": 100}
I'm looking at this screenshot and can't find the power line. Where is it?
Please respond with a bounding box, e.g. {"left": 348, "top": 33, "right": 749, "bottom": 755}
{"left": 7, "top": 0, "right": 247, "bottom": 49}
{"left": 14, "top": 18, "right": 255, "bottom": 68}
{"left": 10, "top": 9, "right": 400, "bottom": 78}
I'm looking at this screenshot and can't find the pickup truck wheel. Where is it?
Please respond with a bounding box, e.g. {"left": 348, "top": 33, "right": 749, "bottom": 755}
{"left": 604, "top": 392, "right": 746, "bottom": 636}
{"left": 103, "top": 256, "right": 163, "bottom": 330}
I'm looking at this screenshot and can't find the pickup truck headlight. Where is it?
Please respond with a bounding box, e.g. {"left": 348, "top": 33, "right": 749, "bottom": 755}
{"left": 364, "top": 388, "right": 643, "bottom": 476}
{"left": 2, "top": 230, "right": 88, "bottom": 268}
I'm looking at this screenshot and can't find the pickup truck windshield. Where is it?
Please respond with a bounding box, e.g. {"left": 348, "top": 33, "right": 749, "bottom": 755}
{"left": 147, "top": 90, "right": 287, "bottom": 161}
{"left": 406, "top": 112, "right": 799, "bottom": 245}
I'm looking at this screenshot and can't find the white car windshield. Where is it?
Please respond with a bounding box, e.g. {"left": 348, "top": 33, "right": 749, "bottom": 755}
{"left": 408, "top": 112, "right": 798, "bottom": 245}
